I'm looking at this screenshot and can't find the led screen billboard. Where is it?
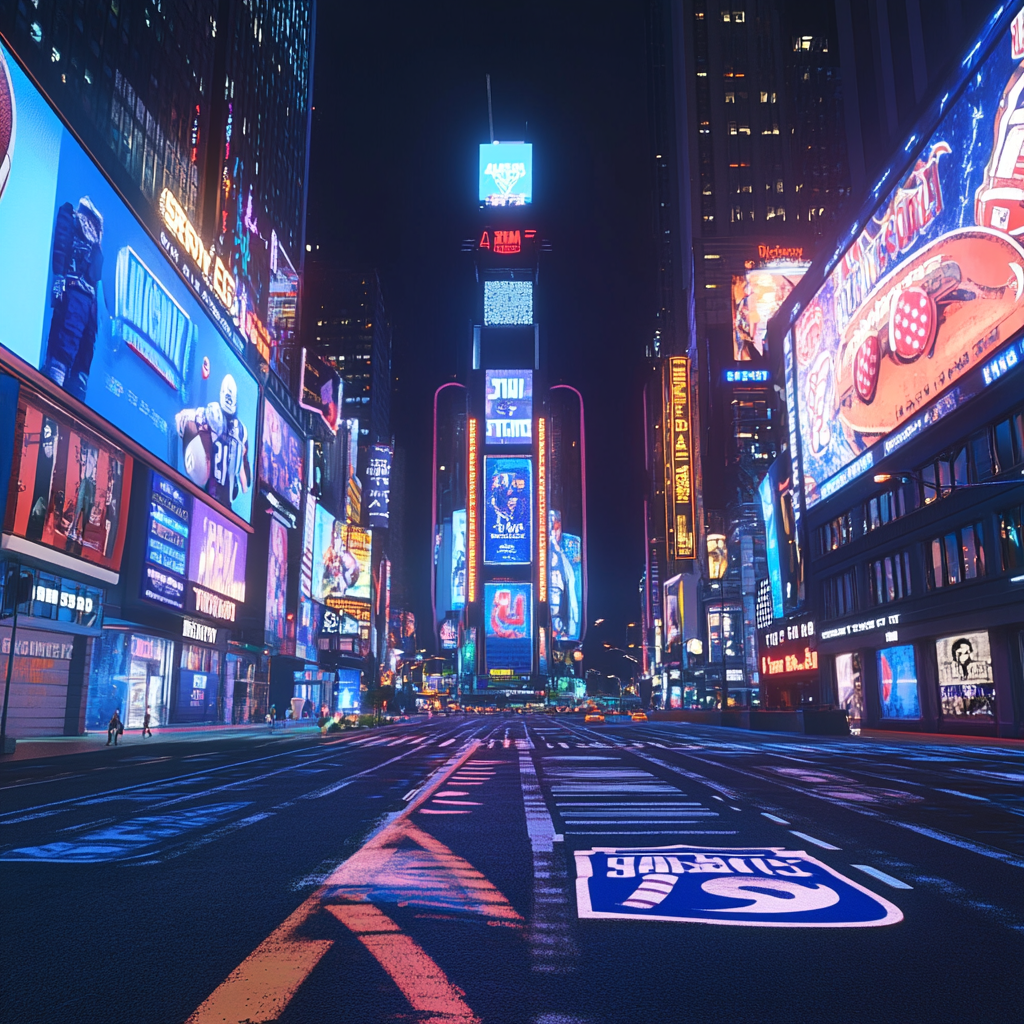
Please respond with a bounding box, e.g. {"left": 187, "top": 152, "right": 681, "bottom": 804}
{"left": 299, "top": 349, "right": 341, "bottom": 434}
{"left": 484, "top": 456, "right": 532, "bottom": 565}
{"left": 790, "top": 18, "right": 1024, "bottom": 508}
{"left": 0, "top": 42, "right": 258, "bottom": 522}
{"left": 935, "top": 631, "right": 995, "bottom": 717}
{"left": 485, "top": 369, "right": 533, "bottom": 443}
{"left": 664, "top": 358, "right": 695, "bottom": 560}
{"left": 451, "top": 509, "right": 467, "bottom": 610}
{"left": 663, "top": 574, "right": 683, "bottom": 647}
{"left": 877, "top": 645, "right": 920, "bottom": 719}
{"left": 142, "top": 471, "right": 190, "bottom": 610}
{"left": 549, "top": 509, "right": 581, "bottom": 641}
{"left": 479, "top": 142, "right": 533, "bottom": 206}
{"left": 484, "top": 582, "right": 532, "bottom": 677}
{"left": 366, "top": 445, "right": 392, "bottom": 528}
{"left": 311, "top": 503, "right": 371, "bottom": 606}
{"left": 187, "top": 499, "right": 247, "bottom": 621}
{"left": 265, "top": 517, "right": 289, "bottom": 650}
{"left": 259, "top": 400, "right": 303, "bottom": 510}
{"left": 731, "top": 265, "right": 806, "bottom": 360}
{"left": 483, "top": 281, "right": 533, "bottom": 325}
{"left": 4, "top": 392, "right": 130, "bottom": 573}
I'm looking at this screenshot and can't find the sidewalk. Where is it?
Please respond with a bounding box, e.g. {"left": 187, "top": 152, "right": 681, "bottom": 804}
{"left": 0, "top": 720, "right": 324, "bottom": 762}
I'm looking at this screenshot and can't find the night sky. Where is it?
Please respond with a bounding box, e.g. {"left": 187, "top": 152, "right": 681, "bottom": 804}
{"left": 306, "top": 2, "right": 656, "bottom": 656}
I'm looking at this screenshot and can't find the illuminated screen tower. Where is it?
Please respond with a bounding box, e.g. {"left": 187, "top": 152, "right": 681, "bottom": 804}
{"left": 431, "top": 142, "right": 587, "bottom": 705}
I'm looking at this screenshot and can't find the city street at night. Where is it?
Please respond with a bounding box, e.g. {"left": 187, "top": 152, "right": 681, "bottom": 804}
{"left": 1, "top": 718, "right": 1021, "bottom": 1022}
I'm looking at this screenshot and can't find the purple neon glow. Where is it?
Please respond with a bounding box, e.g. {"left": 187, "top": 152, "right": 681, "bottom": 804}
{"left": 431, "top": 382, "right": 467, "bottom": 639}
{"left": 551, "top": 385, "right": 588, "bottom": 645}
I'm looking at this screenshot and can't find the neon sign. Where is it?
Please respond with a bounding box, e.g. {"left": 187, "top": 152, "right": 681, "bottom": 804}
{"left": 467, "top": 418, "right": 479, "bottom": 604}
{"left": 724, "top": 369, "right": 770, "bottom": 383}
{"left": 758, "top": 244, "right": 804, "bottom": 262}
{"left": 479, "top": 142, "right": 533, "bottom": 206}
{"left": 159, "top": 187, "right": 235, "bottom": 311}
{"left": 664, "top": 357, "right": 695, "bottom": 560}
{"left": 537, "top": 417, "right": 547, "bottom": 603}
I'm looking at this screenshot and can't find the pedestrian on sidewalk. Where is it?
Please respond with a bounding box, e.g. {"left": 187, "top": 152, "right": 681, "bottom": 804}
{"left": 107, "top": 709, "right": 122, "bottom": 746}
{"left": 142, "top": 707, "right": 153, "bottom": 738}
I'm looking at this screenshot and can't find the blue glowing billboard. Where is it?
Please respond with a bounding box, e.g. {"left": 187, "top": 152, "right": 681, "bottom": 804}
{"left": 484, "top": 456, "right": 532, "bottom": 565}
{"left": 142, "top": 471, "right": 190, "bottom": 611}
{"left": 0, "top": 42, "right": 258, "bottom": 522}
{"left": 484, "top": 582, "right": 532, "bottom": 678}
{"left": 876, "top": 644, "right": 921, "bottom": 720}
{"left": 451, "top": 509, "right": 467, "bottom": 610}
{"left": 478, "top": 142, "right": 533, "bottom": 206}
{"left": 759, "top": 466, "right": 784, "bottom": 622}
{"left": 549, "top": 510, "right": 581, "bottom": 641}
{"left": 485, "top": 369, "right": 533, "bottom": 443}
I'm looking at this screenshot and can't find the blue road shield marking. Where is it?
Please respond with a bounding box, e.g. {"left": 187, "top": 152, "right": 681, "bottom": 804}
{"left": 575, "top": 845, "right": 903, "bottom": 928}
{"left": 0, "top": 803, "right": 250, "bottom": 863}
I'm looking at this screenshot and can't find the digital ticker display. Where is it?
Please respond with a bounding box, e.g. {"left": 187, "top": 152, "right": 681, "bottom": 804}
{"left": 484, "top": 456, "right": 533, "bottom": 565}
{"left": 485, "top": 370, "right": 533, "bottom": 444}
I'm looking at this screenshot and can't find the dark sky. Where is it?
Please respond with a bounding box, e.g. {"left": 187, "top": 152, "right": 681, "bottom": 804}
{"left": 306, "top": 2, "right": 656, "bottom": 653}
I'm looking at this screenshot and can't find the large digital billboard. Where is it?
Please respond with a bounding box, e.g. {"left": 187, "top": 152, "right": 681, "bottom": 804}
{"left": 485, "top": 369, "right": 533, "bottom": 443}
{"left": 265, "top": 517, "right": 289, "bottom": 650}
{"left": 731, "top": 265, "right": 806, "bottom": 360}
{"left": 484, "top": 582, "right": 532, "bottom": 678}
{"left": 484, "top": 456, "right": 532, "bottom": 565}
{"left": 299, "top": 349, "right": 341, "bottom": 433}
{"left": 549, "top": 510, "right": 581, "bottom": 641}
{"left": 479, "top": 142, "right": 533, "bottom": 207}
{"left": 664, "top": 357, "right": 695, "bottom": 560}
{"left": 935, "top": 631, "right": 995, "bottom": 717}
{"left": 142, "top": 471, "right": 190, "bottom": 610}
{"left": 0, "top": 42, "right": 258, "bottom": 522}
{"left": 790, "top": 18, "right": 1024, "bottom": 508}
{"left": 451, "top": 509, "right": 467, "bottom": 610}
{"left": 366, "top": 445, "right": 392, "bottom": 528}
{"left": 259, "top": 400, "right": 303, "bottom": 510}
{"left": 483, "top": 282, "right": 534, "bottom": 326}
{"left": 5, "top": 392, "right": 130, "bottom": 574}
{"left": 311, "top": 503, "right": 371, "bottom": 606}
{"left": 187, "top": 499, "right": 247, "bottom": 622}
{"left": 876, "top": 645, "right": 920, "bottom": 720}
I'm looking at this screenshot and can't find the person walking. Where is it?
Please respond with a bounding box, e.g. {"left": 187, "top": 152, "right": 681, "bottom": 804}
{"left": 142, "top": 707, "right": 153, "bottom": 738}
{"left": 107, "top": 709, "right": 122, "bottom": 746}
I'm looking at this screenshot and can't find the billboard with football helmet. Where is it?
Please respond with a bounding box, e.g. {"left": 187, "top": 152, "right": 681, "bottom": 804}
{"left": 0, "top": 42, "right": 258, "bottom": 522}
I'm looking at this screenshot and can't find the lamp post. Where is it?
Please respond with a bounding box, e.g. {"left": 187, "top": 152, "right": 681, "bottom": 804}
{"left": 602, "top": 644, "right": 639, "bottom": 711}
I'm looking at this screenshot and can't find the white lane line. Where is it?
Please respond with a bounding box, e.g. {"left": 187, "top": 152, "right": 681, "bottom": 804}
{"left": 789, "top": 830, "right": 841, "bottom": 850}
{"left": 711, "top": 795, "right": 724, "bottom": 802}
{"left": 935, "top": 788, "right": 988, "bottom": 802}
{"left": 851, "top": 864, "right": 913, "bottom": 890}
{"left": 439, "top": 739, "right": 456, "bottom": 748}
{"left": 761, "top": 812, "right": 790, "bottom": 825}
{"left": 891, "top": 820, "right": 1024, "bottom": 870}
{"left": 558, "top": 742, "right": 569, "bottom": 749}
{"left": 729, "top": 806, "right": 742, "bottom": 812}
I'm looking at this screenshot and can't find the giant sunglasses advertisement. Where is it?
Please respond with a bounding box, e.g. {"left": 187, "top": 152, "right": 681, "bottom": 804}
{"left": 790, "top": 19, "right": 1024, "bottom": 508}
{"left": 0, "top": 43, "right": 258, "bottom": 522}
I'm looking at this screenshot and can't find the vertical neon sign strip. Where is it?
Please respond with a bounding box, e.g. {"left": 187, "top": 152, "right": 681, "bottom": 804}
{"left": 665, "top": 357, "right": 696, "bottom": 560}
{"left": 537, "top": 417, "right": 547, "bottom": 603}
{"left": 467, "top": 418, "right": 479, "bottom": 605}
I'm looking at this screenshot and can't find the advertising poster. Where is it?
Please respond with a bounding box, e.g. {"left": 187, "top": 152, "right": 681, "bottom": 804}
{"left": 485, "top": 582, "right": 533, "bottom": 678}
{"left": 759, "top": 469, "right": 783, "bottom": 623}
{"left": 663, "top": 574, "right": 683, "bottom": 647}
{"left": 731, "top": 266, "right": 807, "bottom": 360}
{"left": 935, "top": 631, "right": 996, "bottom": 716}
{"left": 142, "top": 471, "right": 190, "bottom": 610}
{"left": 485, "top": 369, "right": 533, "bottom": 443}
{"left": 876, "top": 645, "right": 921, "bottom": 719}
{"left": 5, "top": 392, "right": 130, "bottom": 572}
{"left": 366, "top": 444, "right": 393, "bottom": 528}
{"left": 440, "top": 619, "right": 458, "bottom": 650}
{"left": 0, "top": 43, "right": 258, "bottom": 522}
{"left": 665, "top": 357, "right": 695, "bottom": 560}
{"left": 335, "top": 669, "right": 360, "bottom": 712}
{"left": 479, "top": 142, "right": 533, "bottom": 206}
{"left": 835, "top": 652, "right": 864, "bottom": 731}
{"left": 451, "top": 509, "right": 467, "bottom": 610}
{"left": 299, "top": 349, "right": 341, "bottom": 433}
{"left": 188, "top": 500, "right": 247, "bottom": 621}
{"left": 791, "top": 20, "right": 1024, "bottom": 508}
{"left": 484, "top": 456, "right": 532, "bottom": 565}
{"left": 311, "top": 503, "right": 371, "bottom": 606}
{"left": 265, "top": 518, "right": 289, "bottom": 649}
{"left": 549, "top": 509, "right": 582, "bottom": 641}
{"left": 259, "top": 401, "right": 303, "bottom": 509}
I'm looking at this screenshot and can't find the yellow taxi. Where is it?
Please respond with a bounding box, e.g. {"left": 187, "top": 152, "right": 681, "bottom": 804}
{"left": 631, "top": 711, "right": 649, "bottom": 722}
{"left": 583, "top": 712, "right": 606, "bottom": 723}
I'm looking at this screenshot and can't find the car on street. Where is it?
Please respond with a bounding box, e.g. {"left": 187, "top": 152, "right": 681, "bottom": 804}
{"left": 631, "top": 711, "right": 648, "bottom": 722}
{"left": 583, "top": 712, "right": 605, "bottom": 723}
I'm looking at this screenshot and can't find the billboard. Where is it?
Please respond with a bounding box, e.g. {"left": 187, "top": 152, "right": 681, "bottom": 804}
{"left": 141, "top": 471, "right": 190, "bottom": 610}
{"left": 549, "top": 510, "right": 581, "bottom": 641}
{"left": 485, "top": 369, "right": 533, "bottom": 443}
{"left": 187, "top": 499, "right": 247, "bottom": 622}
{"left": 483, "top": 281, "right": 534, "bottom": 326}
{"left": 5, "top": 392, "right": 130, "bottom": 573}
{"left": 0, "top": 42, "right": 258, "bottom": 522}
{"left": 311, "top": 503, "right": 371, "bottom": 606}
{"left": 366, "top": 445, "right": 392, "bottom": 528}
{"left": 265, "top": 517, "right": 289, "bottom": 649}
{"left": 664, "top": 357, "right": 695, "bottom": 560}
{"left": 484, "top": 456, "right": 532, "bottom": 565}
{"left": 299, "top": 349, "right": 341, "bottom": 433}
{"left": 759, "top": 466, "right": 784, "bottom": 622}
{"left": 663, "top": 574, "right": 683, "bottom": 647}
{"left": 258, "top": 400, "right": 303, "bottom": 510}
{"left": 479, "top": 142, "right": 533, "bottom": 206}
{"left": 484, "top": 582, "right": 533, "bottom": 677}
{"left": 451, "top": 509, "right": 467, "bottom": 610}
{"left": 791, "top": 18, "right": 1024, "bottom": 508}
{"left": 876, "top": 645, "right": 920, "bottom": 720}
{"left": 731, "top": 265, "right": 807, "bottom": 360}
{"left": 935, "top": 631, "right": 995, "bottom": 717}
{"left": 295, "top": 492, "right": 318, "bottom": 661}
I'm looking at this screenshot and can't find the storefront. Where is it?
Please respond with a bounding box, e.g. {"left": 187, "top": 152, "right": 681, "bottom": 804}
{"left": 758, "top": 617, "right": 820, "bottom": 710}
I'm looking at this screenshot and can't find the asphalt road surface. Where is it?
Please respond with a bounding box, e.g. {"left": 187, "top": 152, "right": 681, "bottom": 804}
{"left": 1, "top": 716, "right": 1021, "bottom": 1023}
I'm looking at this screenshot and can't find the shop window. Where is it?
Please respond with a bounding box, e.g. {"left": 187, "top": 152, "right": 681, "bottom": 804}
{"left": 928, "top": 522, "right": 986, "bottom": 589}
{"left": 998, "top": 506, "right": 1024, "bottom": 571}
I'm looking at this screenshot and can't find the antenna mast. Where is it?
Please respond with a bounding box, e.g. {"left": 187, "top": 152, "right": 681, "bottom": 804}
{"left": 486, "top": 74, "right": 495, "bottom": 143}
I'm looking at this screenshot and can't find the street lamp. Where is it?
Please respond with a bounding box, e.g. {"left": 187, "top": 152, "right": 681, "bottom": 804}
{"left": 603, "top": 643, "right": 639, "bottom": 711}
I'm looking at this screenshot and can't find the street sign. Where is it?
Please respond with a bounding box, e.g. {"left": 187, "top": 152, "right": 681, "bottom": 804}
{"left": 575, "top": 845, "right": 903, "bottom": 927}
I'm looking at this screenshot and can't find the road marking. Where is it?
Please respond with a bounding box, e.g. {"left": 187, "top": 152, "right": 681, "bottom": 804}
{"left": 439, "top": 738, "right": 456, "bottom": 747}
{"left": 761, "top": 812, "right": 790, "bottom": 825}
{"left": 891, "top": 820, "right": 1024, "bottom": 870}
{"left": 789, "top": 830, "right": 841, "bottom": 850}
{"left": 935, "top": 788, "right": 988, "bottom": 802}
{"left": 851, "top": 864, "right": 913, "bottom": 889}
{"left": 419, "top": 809, "right": 470, "bottom": 815}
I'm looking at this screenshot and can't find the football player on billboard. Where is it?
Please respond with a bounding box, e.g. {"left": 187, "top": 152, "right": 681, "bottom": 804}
{"left": 175, "top": 373, "right": 252, "bottom": 507}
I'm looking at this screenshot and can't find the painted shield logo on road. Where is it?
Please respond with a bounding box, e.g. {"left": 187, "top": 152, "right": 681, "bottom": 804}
{"left": 575, "top": 845, "right": 903, "bottom": 928}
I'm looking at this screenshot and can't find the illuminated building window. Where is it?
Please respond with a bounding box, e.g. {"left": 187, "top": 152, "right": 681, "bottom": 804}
{"left": 484, "top": 281, "right": 533, "bottom": 326}
{"left": 725, "top": 92, "right": 735, "bottom": 103}
{"left": 733, "top": 11, "right": 745, "bottom": 22}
